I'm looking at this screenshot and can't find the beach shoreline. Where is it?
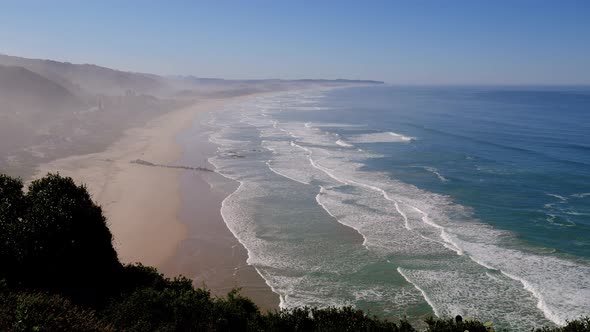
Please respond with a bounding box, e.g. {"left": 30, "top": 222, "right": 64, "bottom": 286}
{"left": 159, "top": 99, "right": 281, "bottom": 309}
{"left": 31, "top": 94, "right": 281, "bottom": 309}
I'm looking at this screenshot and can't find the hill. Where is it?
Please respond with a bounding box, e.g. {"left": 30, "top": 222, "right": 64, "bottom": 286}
{"left": 0, "top": 64, "right": 83, "bottom": 113}
{"left": 0, "top": 53, "right": 168, "bottom": 96}
{"left": 0, "top": 55, "right": 189, "bottom": 177}
{"left": 0, "top": 64, "right": 85, "bottom": 160}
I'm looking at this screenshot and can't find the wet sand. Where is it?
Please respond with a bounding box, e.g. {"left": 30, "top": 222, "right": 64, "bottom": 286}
{"left": 159, "top": 167, "right": 280, "bottom": 310}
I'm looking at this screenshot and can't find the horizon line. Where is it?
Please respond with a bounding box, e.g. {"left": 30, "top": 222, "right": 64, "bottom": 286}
{"left": 2, "top": 52, "right": 590, "bottom": 87}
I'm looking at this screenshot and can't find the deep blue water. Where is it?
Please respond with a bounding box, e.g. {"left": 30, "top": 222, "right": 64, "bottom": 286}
{"left": 204, "top": 85, "right": 590, "bottom": 329}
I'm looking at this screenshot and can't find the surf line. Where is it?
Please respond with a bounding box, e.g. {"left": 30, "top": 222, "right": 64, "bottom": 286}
{"left": 290, "top": 140, "right": 439, "bottom": 252}
{"left": 288, "top": 138, "right": 464, "bottom": 260}
{"left": 289, "top": 140, "right": 431, "bottom": 235}
{"left": 212, "top": 163, "right": 288, "bottom": 309}
{"left": 397, "top": 267, "right": 440, "bottom": 317}
{"left": 288, "top": 139, "right": 478, "bottom": 315}
{"left": 289, "top": 136, "right": 471, "bottom": 255}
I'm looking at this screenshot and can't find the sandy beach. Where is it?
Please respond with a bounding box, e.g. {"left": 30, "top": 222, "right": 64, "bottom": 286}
{"left": 32, "top": 95, "right": 280, "bottom": 309}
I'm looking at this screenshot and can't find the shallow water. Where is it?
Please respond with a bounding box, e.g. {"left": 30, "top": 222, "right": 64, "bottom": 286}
{"left": 201, "top": 86, "right": 590, "bottom": 329}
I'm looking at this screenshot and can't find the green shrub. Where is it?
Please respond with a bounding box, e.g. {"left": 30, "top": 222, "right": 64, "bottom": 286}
{"left": 104, "top": 286, "right": 211, "bottom": 331}
{"left": 0, "top": 287, "right": 113, "bottom": 332}
{"left": 0, "top": 175, "right": 26, "bottom": 277}
{"left": 424, "top": 316, "right": 489, "bottom": 332}
{"left": 262, "top": 306, "right": 413, "bottom": 332}
{"left": 211, "top": 289, "right": 263, "bottom": 331}
{"left": 0, "top": 173, "right": 121, "bottom": 307}
{"left": 117, "top": 263, "right": 194, "bottom": 295}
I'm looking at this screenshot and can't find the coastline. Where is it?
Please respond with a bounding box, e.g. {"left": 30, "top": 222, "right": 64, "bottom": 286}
{"left": 159, "top": 101, "right": 281, "bottom": 309}
{"left": 31, "top": 95, "right": 280, "bottom": 309}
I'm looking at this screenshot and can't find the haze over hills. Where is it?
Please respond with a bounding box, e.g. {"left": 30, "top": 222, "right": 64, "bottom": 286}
{"left": 0, "top": 53, "right": 382, "bottom": 178}
{"left": 0, "top": 54, "right": 384, "bottom": 97}
{"left": 0, "top": 53, "right": 168, "bottom": 96}
{"left": 0, "top": 54, "right": 185, "bottom": 177}
{"left": 0, "top": 64, "right": 82, "bottom": 113}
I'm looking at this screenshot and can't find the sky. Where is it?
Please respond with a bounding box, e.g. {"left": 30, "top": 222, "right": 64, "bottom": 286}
{"left": 1, "top": 0, "right": 589, "bottom": 84}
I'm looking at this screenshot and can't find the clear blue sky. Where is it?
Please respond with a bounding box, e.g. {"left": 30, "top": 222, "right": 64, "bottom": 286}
{"left": 1, "top": 0, "right": 589, "bottom": 84}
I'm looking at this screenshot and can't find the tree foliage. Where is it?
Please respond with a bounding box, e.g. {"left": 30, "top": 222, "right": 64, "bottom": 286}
{"left": 0, "top": 175, "right": 26, "bottom": 272}
{"left": 0, "top": 173, "right": 121, "bottom": 306}
{"left": 0, "top": 281, "right": 114, "bottom": 332}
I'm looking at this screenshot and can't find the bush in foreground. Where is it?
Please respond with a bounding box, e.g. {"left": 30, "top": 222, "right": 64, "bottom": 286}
{"left": 264, "top": 306, "right": 415, "bottom": 331}
{"left": 0, "top": 282, "right": 114, "bottom": 332}
{"left": 0, "top": 174, "right": 121, "bottom": 307}
{"left": 424, "top": 317, "right": 488, "bottom": 332}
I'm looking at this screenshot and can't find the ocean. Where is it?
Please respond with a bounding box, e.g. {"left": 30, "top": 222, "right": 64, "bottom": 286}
{"left": 198, "top": 85, "right": 590, "bottom": 330}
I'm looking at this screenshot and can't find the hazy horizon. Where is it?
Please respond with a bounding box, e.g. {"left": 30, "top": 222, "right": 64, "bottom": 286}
{"left": 1, "top": 1, "right": 589, "bottom": 85}
{"left": 6, "top": 51, "right": 590, "bottom": 87}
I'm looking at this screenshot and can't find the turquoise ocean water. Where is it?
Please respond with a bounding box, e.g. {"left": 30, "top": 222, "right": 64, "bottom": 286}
{"left": 199, "top": 86, "right": 590, "bottom": 330}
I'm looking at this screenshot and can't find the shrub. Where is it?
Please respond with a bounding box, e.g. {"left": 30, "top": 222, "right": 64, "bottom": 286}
{"left": 0, "top": 285, "right": 113, "bottom": 332}
{"left": 211, "top": 289, "right": 262, "bottom": 331}
{"left": 263, "top": 306, "right": 413, "bottom": 332}
{"left": 0, "top": 175, "right": 26, "bottom": 277}
{"left": 424, "top": 316, "right": 489, "bottom": 332}
{"left": 117, "top": 263, "right": 194, "bottom": 295}
{"left": 103, "top": 280, "right": 214, "bottom": 331}
{"left": 0, "top": 173, "right": 121, "bottom": 307}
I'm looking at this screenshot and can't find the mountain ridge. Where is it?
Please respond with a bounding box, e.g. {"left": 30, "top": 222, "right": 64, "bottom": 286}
{"left": 0, "top": 53, "right": 167, "bottom": 96}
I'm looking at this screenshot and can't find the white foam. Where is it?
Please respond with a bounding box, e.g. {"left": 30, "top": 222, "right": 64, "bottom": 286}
{"left": 546, "top": 193, "right": 567, "bottom": 201}
{"left": 316, "top": 184, "right": 445, "bottom": 255}
{"left": 421, "top": 166, "right": 449, "bottom": 182}
{"left": 305, "top": 122, "right": 367, "bottom": 128}
{"left": 397, "top": 266, "right": 548, "bottom": 329}
{"left": 397, "top": 267, "right": 440, "bottom": 317}
{"left": 214, "top": 176, "right": 320, "bottom": 311}
{"left": 451, "top": 237, "right": 590, "bottom": 326}
{"left": 266, "top": 161, "right": 310, "bottom": 185}
{"left": 412, "top": 207, "right": 463, "bottom": 255}
{"left": 290, "top": 141, "right": 348, "bottom": 185}
{"left": 336, "top": 139, "right": 354, "bottom": 147}
{"left": 208, "top": 135, "right": 248, "bottom": 147}
{"left": 348, "top": 132, "right": 416, "bottom": 143}
{"left": 315, "top": 186, "right": 368, "bottom": 248}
